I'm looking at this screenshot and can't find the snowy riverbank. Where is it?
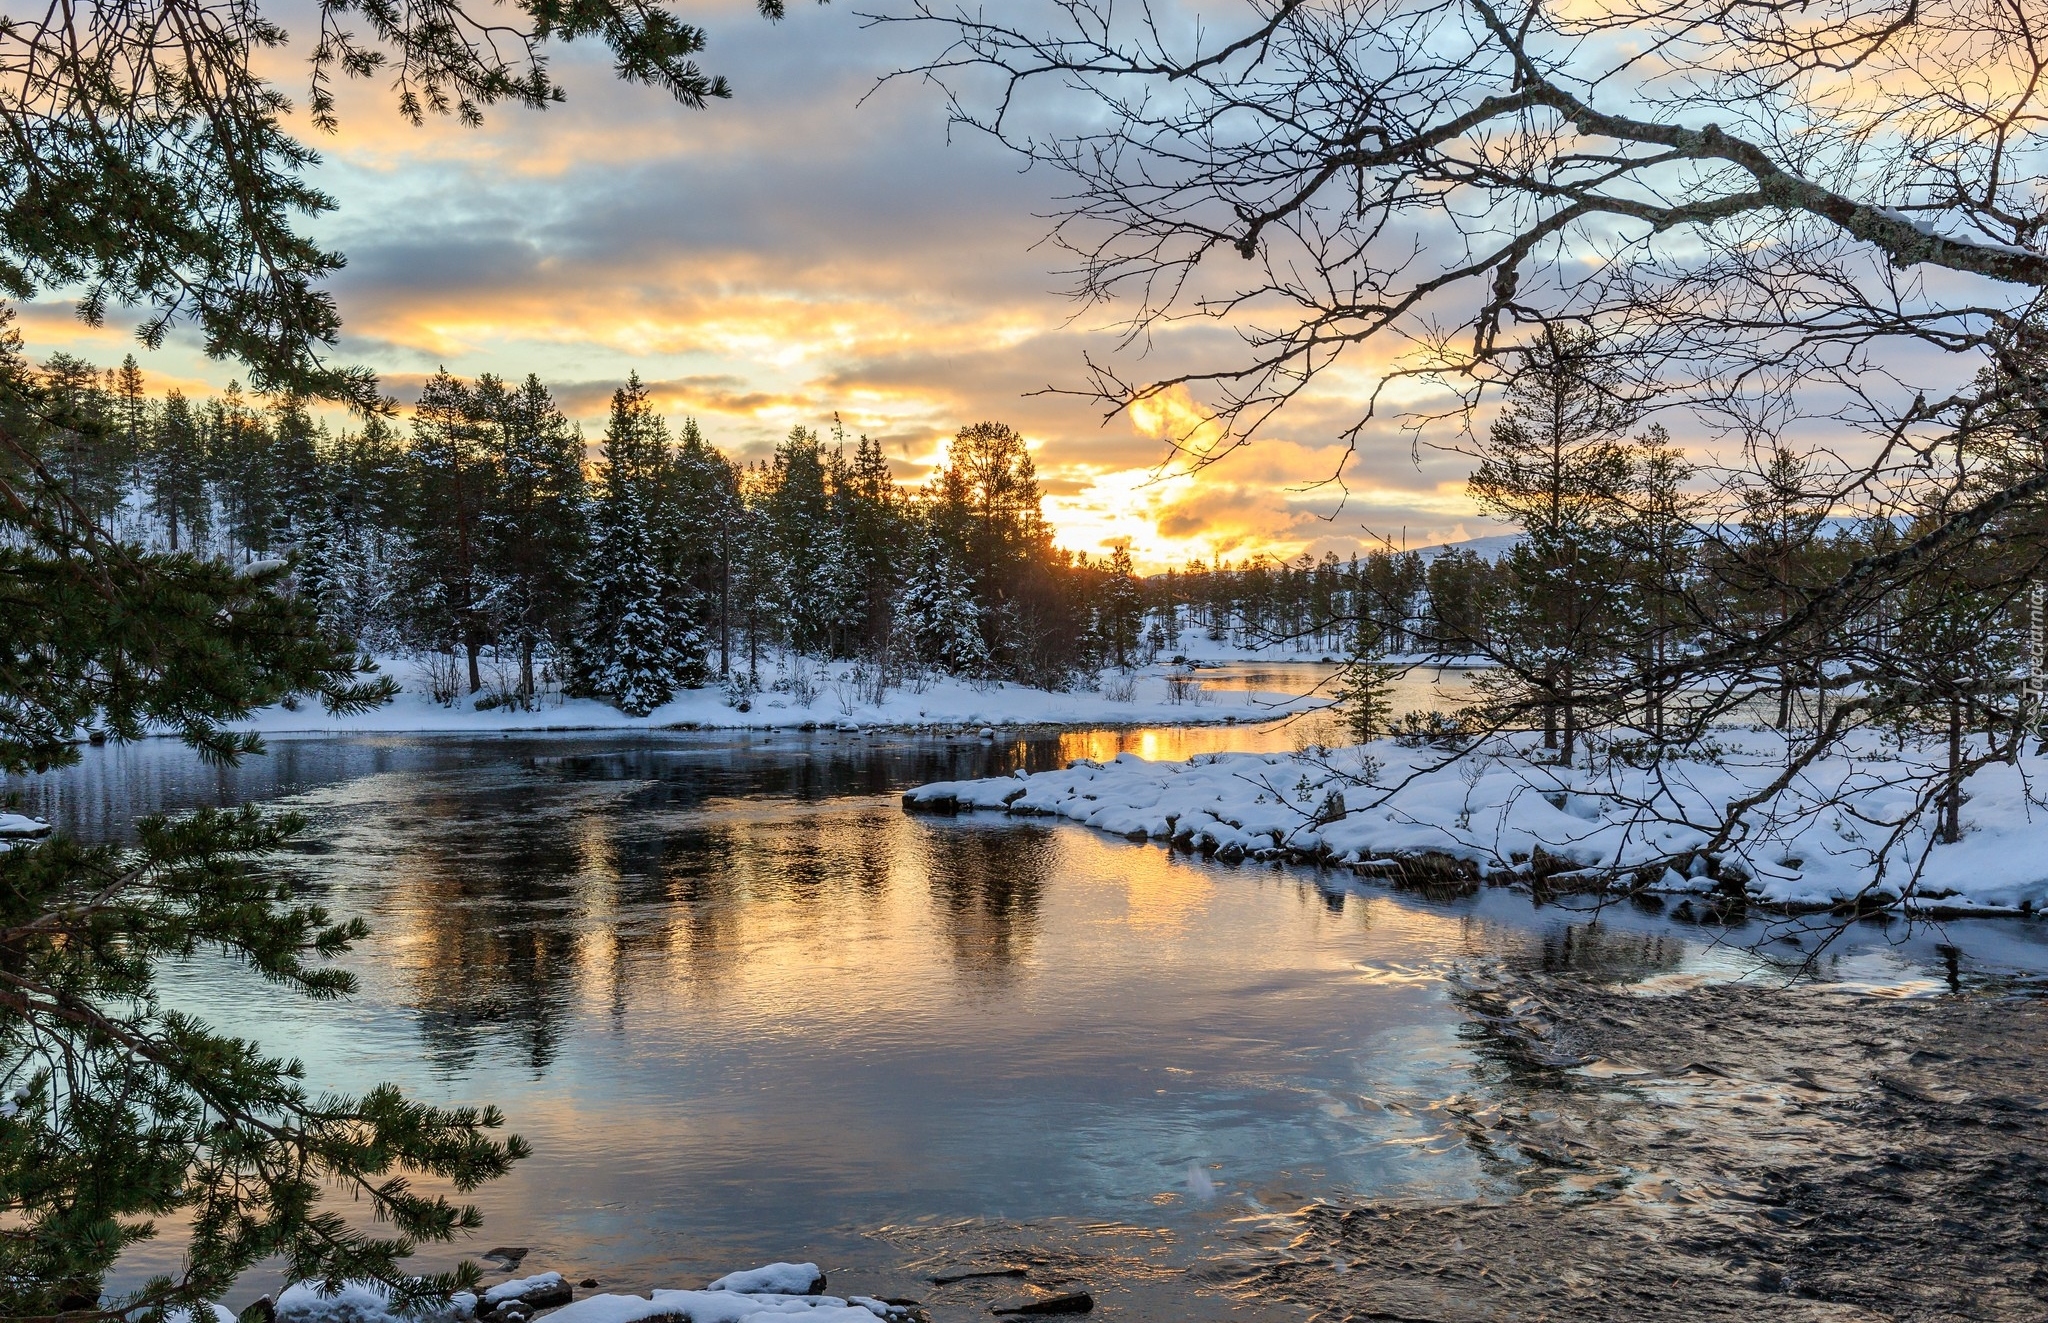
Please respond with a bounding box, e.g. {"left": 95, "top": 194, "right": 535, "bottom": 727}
{"left": 904, "top": 730, "right": 2048, "bottom": 915}
{"left": 257, "top": 1260, "right": 1057, "bottom": 1323}
{"left": 228, "top": 657, "right": 1323, "bottom": 736}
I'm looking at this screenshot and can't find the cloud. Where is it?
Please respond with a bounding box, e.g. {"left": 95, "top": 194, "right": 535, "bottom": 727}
{"left": 8, "top": 0, "right": 1503, "bottom": 572}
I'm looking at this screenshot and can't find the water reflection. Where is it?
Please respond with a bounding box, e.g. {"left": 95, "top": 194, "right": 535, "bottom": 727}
{"left": 22, "top": 730, "right": 2034, "bottom": 1311}
{"left": 921, "top": 820, "right": 1053, "bottom": 984}
{"left": 1189, "top": 662, "right": 1481, "bottom": 713}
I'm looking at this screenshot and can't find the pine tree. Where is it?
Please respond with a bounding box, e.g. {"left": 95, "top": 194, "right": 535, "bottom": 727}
{"left": 0, "top": 0, "right": 816, "bottom": 1308}
{"left": 926, "top": 421, "right": 1081, "bottom": 682}
{"left": 1726, "top": 443, "right": 1835, "bottom": 730}
{"left": 1333, "top": 616, "right": 1395, "bottom": 743}
{"left": 896, "top": 526, "right": 990, "bottom": 675}
{"left": 147, "top": 390, "right": 209, "bottom": 552}
{"left": 113, "top": 355, "right": 147, "bottom": 491}
{"left": 839, "top": 427, "right": 903, "bottom": 656}
{"left": 480, "top": 374, "right": 588, "bottom": 701}
{"left": 766, "top": 426, "right": 845, "bottom": 655}
{"left": 37, "top": 352, "right": 126, "bottom": 523}
{"left": 1615, "top": 425, "right": 1699, "bottom": 743}
{"left": 399, "top": 370, "right": 498, "bottom": 695}
{"left": 265, "top": 391, "right": 328, "bottom": 550}
{"left": 206, "top": 382, "right": 273, "bottom": 558}
{"left": 1467, "top": 326, "right": 1634, "bottom": 761}
{"left": 1100, "top": 541, "right": 1144, "bottom": 668}
{"left": 0, "top": 353, "right": 520, "bottom": 1320}
{"left": 653, "top": 415, "right": 724, "bottom": 685}
{"left": 669, "top": 418, "right": 743, "bottom": 677}
{"left": 574, "top": 377, "right": 695, "bottom": 715}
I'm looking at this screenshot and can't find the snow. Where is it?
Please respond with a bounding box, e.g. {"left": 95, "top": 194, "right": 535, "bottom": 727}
{"left": 705, "top": 1266, "right": 822, "bottom": 1295}
{"left": 0, "top": 812, "right": 49, "bottom": 838}
{"left": 904, "top": 728, "right": 2048, "bottom": 915}
{"left": 161, "top": 1306, "right": 236, "bottom": 1323}
{"left": 224, "top": 656, "right": 1319, "bottom": 736}
{"left": 275, "top": 1282, "right": 475, "bottom": 1323}
{"left": 483, "top": 1274, "right": 565, "bottom": 1306}
{"left": 276, "top": 1269, "right": 913, "bottom": 1323}
{"left": 549, "top": 1292, "right": 905, "bottom": 1323}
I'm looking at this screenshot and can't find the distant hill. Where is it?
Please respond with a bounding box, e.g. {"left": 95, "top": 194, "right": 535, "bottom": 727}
{"left": 1415, "top": 532, "right": 1522, "bottom": 562}
{"left": 1411, "top": 516, "right": 1894, "bottom": 564}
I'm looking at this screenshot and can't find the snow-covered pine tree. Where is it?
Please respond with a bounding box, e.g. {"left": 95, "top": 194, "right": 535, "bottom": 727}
{"left": 1333, "top": 615, "right": 1395, "bottom": 744}
{"left": 1100, "top": 541, "right": 1144, "bottom": 668}
{"left": 652, "top": 416, "right": 725, "bottom": 686}
{"left": 397, "top": 370, "right": 500, "bottom": 694}
{"left": 201, "top": 382, "right": 264, "bottom": 557}
{"left": 574, "top": 375, "right": 698, "bottom": 715}
{"left": 842, "top": 430, "right": 902, "bottom": 654}
{"left": 896, "top": 527, "right": 989, "bottom": 675}
{"left": 766, "top": 426, "right": 845, "bottom": 656}
{"left": 146, "top": 388, "right": 209, "bottom": 551}
{"left": 481, "top": 374, "right": 589, "bottom": 702}
{"left": 37, "top": 352, "right": 126, "bottom": 524}
{"left": 265, "top": 391, "right": 327, "bottom": 550}
{"left": 290, "top": 500, "right": 345, "bottom": 635}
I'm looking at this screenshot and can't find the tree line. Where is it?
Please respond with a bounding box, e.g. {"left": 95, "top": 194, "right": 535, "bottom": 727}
{"left": 25, "top": 346, "right": 1191, "bottom": 714}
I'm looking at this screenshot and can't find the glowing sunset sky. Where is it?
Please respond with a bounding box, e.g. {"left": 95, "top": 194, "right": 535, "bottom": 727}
{"left": 15, "top": 0, "right": 1498, "bottom": 569}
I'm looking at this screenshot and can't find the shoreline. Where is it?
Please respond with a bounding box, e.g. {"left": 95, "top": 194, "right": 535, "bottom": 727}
{"left": 903, "top": 738, "right": 2048, "bottom": 920}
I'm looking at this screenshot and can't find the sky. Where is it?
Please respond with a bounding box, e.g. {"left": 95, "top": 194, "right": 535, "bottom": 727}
{"left": 18, "top": 0, "right": 1500, "bottom": 570}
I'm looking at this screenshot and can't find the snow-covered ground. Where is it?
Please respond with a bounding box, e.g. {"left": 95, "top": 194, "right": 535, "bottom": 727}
{"left": 904, "top": 730, "right": 2048, "bottom": 915}
{"left": 229, "top": 656, "right": 1322, "bottom": 736}
{"left": 266, "top": 1265, "right": 918, "bottom": 1323}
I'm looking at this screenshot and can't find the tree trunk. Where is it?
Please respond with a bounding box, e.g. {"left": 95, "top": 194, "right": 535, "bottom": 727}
{"left": 1542, "top": 660, "right": 1559, "bottom": 750}
{"left": 520, "top": 634, "right": 535, "bottom": 701}
{"left": 719, "top": 554, "right": 731, "bottom": 679}
{"left": 466, "top": 640, "right": 482, "bottom": 695}
{"left": 1944, "top": 698, "right": 1963, "bottom": 844}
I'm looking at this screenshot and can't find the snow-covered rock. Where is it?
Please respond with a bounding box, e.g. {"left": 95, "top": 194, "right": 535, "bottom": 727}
{"left": 483, "top": 1274, "right": 572, "bottom": 1310}
{"left": 278, "top": 1269, "right": 916, "bottom": 1323}
{"left": 275, "top": 1281, "right": 475, "bottom": 1323}
{"left": 0, "top": 812, "right": 50, "bottom": 838}
{"left": 904, "top": 731, "right": 2048, "bottom": 915}
{"left": 549, "top": 1291, "right": 907, "bottom": 1323}
{"left": 706, "top": 1266, "right": 824, "bottom": 1296}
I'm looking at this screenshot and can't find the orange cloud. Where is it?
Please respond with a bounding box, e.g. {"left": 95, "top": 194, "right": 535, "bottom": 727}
{"left": 9, "top": 4, "right": 1509, "bottom": 570}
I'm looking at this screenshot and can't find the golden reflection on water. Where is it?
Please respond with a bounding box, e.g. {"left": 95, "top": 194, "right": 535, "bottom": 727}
{"left": 77, "top": 728, "right": 1997, "bottom": 1313}
{"left": 1050, "top": 725, "right": 1303, "bottom": 763}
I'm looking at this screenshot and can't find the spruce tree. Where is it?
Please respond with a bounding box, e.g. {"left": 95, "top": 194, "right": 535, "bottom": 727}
{"left": 1099, "top": 542, "right": 1144, "bottom": 668}
{"left": 399, "top": 370, "right": 498, "bottom": 695}
{"left": 670, "top": 418, "right": 743, "bottom": 677}
{"left": 37, "top": 353, "right": 126, "bottom": 524}
{"left": 896, "top": 527, "right": 989, "bottom": 675}
{"left": 1333, "top": 616, "right": 1395, "bottom": 744}
{"left": 574, "top": 377, "right": 694, "bottom": 715}
{"left": 480, "top": 375, "right": 588, "bottom": 702}
{"left": 766, "top": 426, "right": 844, "bottom": 656}
{"left": 652, "top": 416, "right": 721, "bottom": 686}
{"left": 206, "top": 383, "right": 274, "bottom": 559}
{"left": 843, "top": 430, "right": 902, "bottom": 655}
{"left": 147, "top": 390, "right": 210, "bottom": 552}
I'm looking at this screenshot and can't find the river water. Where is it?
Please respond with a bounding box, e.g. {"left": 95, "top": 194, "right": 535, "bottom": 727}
{"left": 15, "top": 729, "right": 2047, "bottom": 1319}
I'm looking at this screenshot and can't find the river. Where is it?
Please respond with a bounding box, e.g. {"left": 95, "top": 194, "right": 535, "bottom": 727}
{"left": 14, "top": 729, "right": 2047, "bottom": 1320}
